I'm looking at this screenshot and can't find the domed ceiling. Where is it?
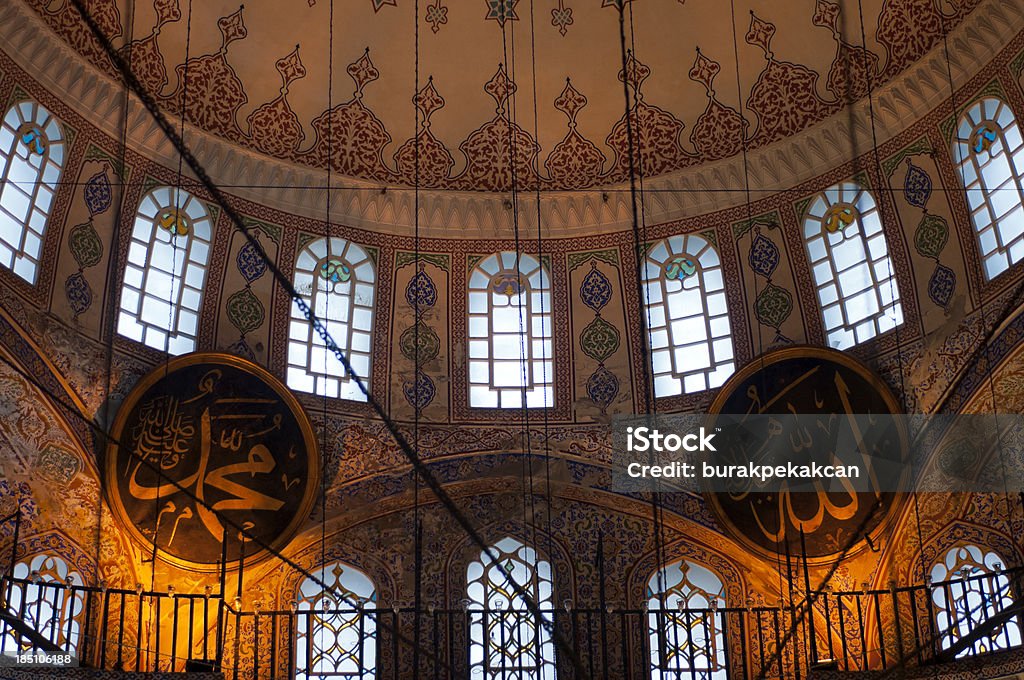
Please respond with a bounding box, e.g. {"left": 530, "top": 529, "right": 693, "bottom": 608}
{"left": 30, "top": 0, "right": 980, "bottom": 191}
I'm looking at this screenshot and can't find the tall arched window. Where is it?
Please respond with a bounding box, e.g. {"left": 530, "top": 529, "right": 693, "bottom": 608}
{"left": 802, "top": 181, "right": 902, "bottom": 349}
{"left": 295, "top": 561, "right": 377, "bottom": 680}
{"left": 467, "top": 252, "right": 552, "bottom": 409}
{"left": 647, "top": 559, "right": 728, "bottom": 680}
{"left": 0, "top": 101, "right": 65, "bottom": 284}
{"left": 930, "top": 545, "right": 1021, "bottom": 657}
{"left": 117, "top": 186, "right": 212, "bottom": 355}
{"left": 466, "top": 537, "right": 555, "bottom": 680}
{"left": 953, "top": 97, "right": 1024, "bottom": 279}
{"left": 287, "top": 237, "right": 376, "bottom": 401}
{"left": 641, "top": 234, "right": 734, "bottom": 397}
{"left": 2, "top": 554, "right": 85, "bottom": 654}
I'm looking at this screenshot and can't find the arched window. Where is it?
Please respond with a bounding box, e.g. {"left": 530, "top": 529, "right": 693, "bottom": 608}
{"left": 467, "top": 252, "right": 552, "bottom": 409}
{"left": 2, "top": 554, "right": 85, "bottom": 654}
{"left": 802, "top": 181, "right": 902, "bottom": 349}
{"left": 0, "top": 101, "right": 65, "bottom": 284}
{"left": 295, "top": 561, "right": 377, "bottom": 680}
{"left": 117, "top": 186, "right": 212, "bottom": 355}
{"left": 287, "top": 237, "right": 376, "bottom": 401}
{"left": 466, "top": 537, "right": 555, "bottom": 680}
{"left": 953, "top": 97, "right": 1024, "bottom": 279}
{"left": 641, "top": 234, "right": 734, "bottom": 397}
{"left": 930, "top": 545, "right": 1021, "bottom": 657}
{"left": 647, "top": 559, "right": 728, "bottom": 680}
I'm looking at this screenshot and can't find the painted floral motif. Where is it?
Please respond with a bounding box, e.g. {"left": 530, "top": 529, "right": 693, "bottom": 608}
{"left": 64, "top": 273, "right": 92, "bottom": 317}
{"left": 226, "top": 288, "right": 266, "bottom": 334}
{"left": 928, "top": 264, "right": 956, "bottom": 308}
{"left": 580, "top": 317, "right": 620, "bottom": 363}
{"left": 402, "top": 371, "right": 436, "bottom": 410}
{"left": 904, "top": 161, "right": 933, "bottom": 209}
{"left": 914, "top": 214, "right": 949, "bottom": 260}
{"left": 406, "top": 268, "right": 438, "bottom": 310}
{"left": 586, "top": 367, "right": 619, "bottom": 410}
{"left": 83, "top": 171, "right": 112, "bottom": 216}
{"left": 69, "top": 223, "right": 103, "bottom": 270}
{"left": 425, "top": 1, "right": 448, "bottom": 32}
{"left": 580, "top": 265, "right": 612, "bottom": 313}
{"left": 399, "top": 321, "right": 441, "bottom": 363}
{"left": 248, "top": 46, "right": 308, "bottom": 156}
{"left": 236, "top": 240, "right": 268, "bottom": 283}
{"left": 754, "top": 283, "right": 793, "bottom": 329}
{"left": 748, "top": 232, "right": 779, "bottom": 279}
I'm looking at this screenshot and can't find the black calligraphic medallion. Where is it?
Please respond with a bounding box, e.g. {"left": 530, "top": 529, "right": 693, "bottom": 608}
{"left": 708, "top": 346, "right": 907, "bottom": 561}
{"left": 106, "top": 353, "right": 319, "bottom": 569}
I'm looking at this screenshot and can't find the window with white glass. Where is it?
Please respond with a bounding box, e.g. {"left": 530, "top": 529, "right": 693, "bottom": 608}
{"left": 287, "top": 237, "right": 375, "bottom": 401}
{"left": 802, "top": 181, "right": 902, "bottom": 349}
{"left": 0, "top": 101, "right": 65, "bottom": 284}
{"left": 647, "top": 559, "right": 728, "bottom": 680}
{"left": 117, "top": 186, "right": 212, "bottom": 355}
{"left": 467, "top": 252, "right": 553, "bottom": 408}
{"left": 295, "top": 561, "right": 377, "bottom": 680}
{"left": 641, "top": 234, "right": 734, "bottom": 397}
{"left": 953, "top": 97, "right": 1024, "bottom": 279}
{"left": 2, "top": 554, "right": 85, "bottom": 655}
{"left": 467, "top": 537, "right": 556, "bottom": 680}
{"left": 931, "top": 545, "right": 1021, "bottom": 658}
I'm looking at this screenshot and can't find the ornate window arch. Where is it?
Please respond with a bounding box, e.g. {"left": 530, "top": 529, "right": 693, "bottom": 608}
{"left": 2, "top": 553, "right": 85, "bottom": 654}
{"left": 802, "top": 181, "right": 902, "bottom": 349}
{"left": 641, "top": 234, "right": 734, "bottom": 397}
{"left": 295, "top": 561, "right": 378, "bottom": 680}
{"left": 953, "top": 97, "right": 1024, "bottom": 279}
{"left": 466, "top": 537, "right": 556, "bottom": 679}
{"left": 930, "top": 544, "right": 1021, "bottom": 657}
{"left": 117, "top": 185, "right": 212, "bottom": 354}
{"left": 0, "top": 100, "right": 65, "bottom": 284}
{"left": 467, "top": 252, "right": 553, "bottom": 409}
{"left": 647, "top": 559, "right": 728, "bottom": 679}
{"left": 287, "top": 237, "right": 376, "bottom": 401}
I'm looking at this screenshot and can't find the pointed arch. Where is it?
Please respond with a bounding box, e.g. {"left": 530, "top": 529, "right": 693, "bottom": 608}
{"left": 646, "top": 558, "right": 729, "bottom": 679}
{"left": 294, "top": 560, "right": 378, "bottom": 680}
{"left": 466, "top": 536, "right": 556, "bottom": 679}
{"left": 952, "top": 96, "right": 1024, "bottom": 279}
{"left": 0, "top": 100, "right": 66, "bottom": 284}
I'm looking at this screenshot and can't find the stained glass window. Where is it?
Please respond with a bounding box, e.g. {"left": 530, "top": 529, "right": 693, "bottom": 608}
{"left": 117, "top": 186, "right": 212, "bottom": 354}
{"left": 930, "top": 545, "right": 1021, "bottom": 658}
{"left": 1, "top": 554, "right": 85, "bottom": 655}
{"left": 295, "top": 561, "right": 377, "bottom": 680}
{"left": 467, "top": 253, "right": 552, "bottom": 409}
{"left": 802, "top": 181, "right": 902, "bottom": 349}
{"left": 467, "top": 537, "right": 556, "bottom": 680}
{"left": 641, "top": 235, "right": 734, "bottom": 397}
{"left": 0, "top": 101, "right": 65, "bottom": 284}
{"left": 953, "top": 97, "right": 1024, "bottom": 279}
{"left": 647, "top": 560, "right": 728, "bottom": 680}
{"left": 287, "top": 237, "right": 376, "bottom": 401}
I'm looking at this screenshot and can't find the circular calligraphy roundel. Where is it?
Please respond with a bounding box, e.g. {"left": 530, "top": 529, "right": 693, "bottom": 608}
{"left": 106, "top": 353, "right": 319, "bottom": 569}
{"left": 707, "top": 346, "right": 907, "bottom": 562}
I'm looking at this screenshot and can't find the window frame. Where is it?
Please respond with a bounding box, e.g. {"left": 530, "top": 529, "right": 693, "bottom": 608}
{"left": 641, "top": 234, "right": 735, "bottom": 398}
{"left": 286, "top": 236, "right": 377, "bottom": 402}
{"left": 116, "top": 185, "right": 213, "bottom": 355}
{"left": 801, "top": 181, "right": 903, "bottom": 350}
{"left": 0, "top": 100, "right": 66, "bottom": 285}
{"left": 466, "top": 252, "right": 553, "bottom": 410}
{"left": 952, "top": 96, "right": 1024, "bottom": 281}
